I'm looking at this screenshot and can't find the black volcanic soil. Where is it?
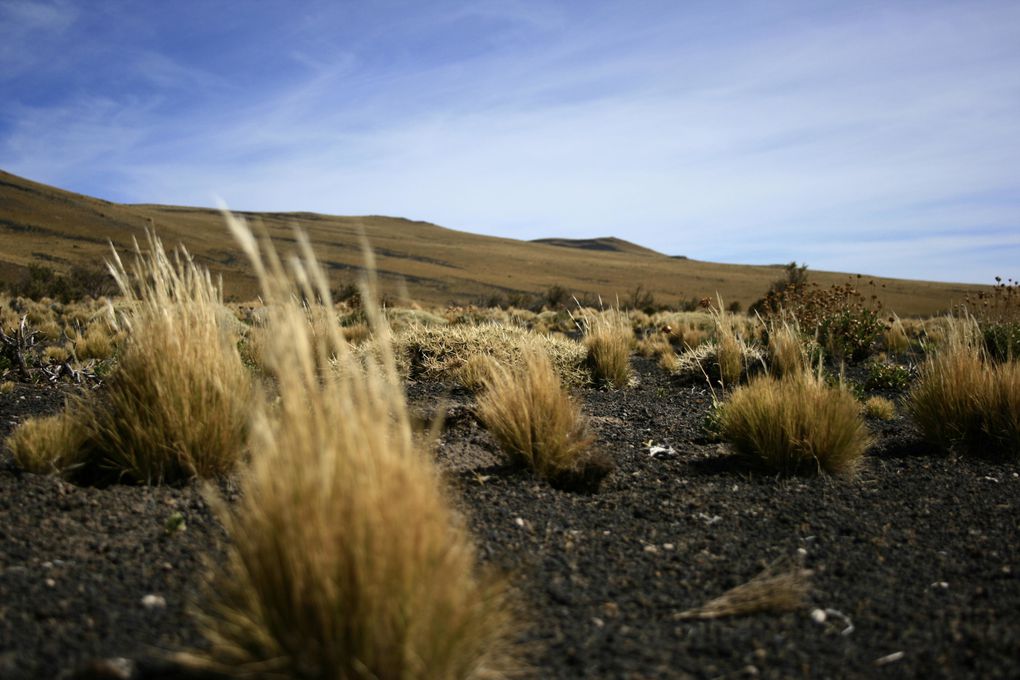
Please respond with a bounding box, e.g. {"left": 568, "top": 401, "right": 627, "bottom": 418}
{"left": 1, "top": 358, "right": 1018, "bottom": 679}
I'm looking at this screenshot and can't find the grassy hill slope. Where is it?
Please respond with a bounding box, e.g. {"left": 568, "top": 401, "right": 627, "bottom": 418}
{"left": 0, "top": 170, "right": 984, "bottom": 315}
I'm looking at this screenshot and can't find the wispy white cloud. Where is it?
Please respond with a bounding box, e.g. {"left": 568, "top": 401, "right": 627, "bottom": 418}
{"left": 1, "top": 0, "right": 1018, "bottom": 283}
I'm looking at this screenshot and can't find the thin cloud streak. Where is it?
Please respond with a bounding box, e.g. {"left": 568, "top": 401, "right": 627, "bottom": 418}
{"left": 1, "top": 1, "right": 1018, "bottom": 284}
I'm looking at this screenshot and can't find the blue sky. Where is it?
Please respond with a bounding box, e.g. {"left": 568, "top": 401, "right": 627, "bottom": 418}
{"left": 1, "top": 0, "right": 1018, "bottom": 284}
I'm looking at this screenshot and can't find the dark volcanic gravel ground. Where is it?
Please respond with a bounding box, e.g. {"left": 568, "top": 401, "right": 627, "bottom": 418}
{"left": 2, "top": 358, "right": 1019, "bottom": 679}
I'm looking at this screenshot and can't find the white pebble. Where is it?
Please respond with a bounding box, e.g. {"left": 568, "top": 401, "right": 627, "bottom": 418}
{"left": 141, "top": 594, "right": 167, "bottom": 609}
{"left": 810, "top": 608, "right": 827, "bottom": 623}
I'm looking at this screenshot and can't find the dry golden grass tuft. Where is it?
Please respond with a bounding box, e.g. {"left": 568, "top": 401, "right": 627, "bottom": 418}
{"left": 41, "top": 345, "right": 70, "bottom": 364}
{"left": 475, "top": 350, "right": 609, "bottom": 490}
{"left": 184, "top": 215, "right": 518, "bottom": 678}
{"left": 676, "top": 558, "right": 811, "bottom": 621}
{"left": 863, "top": 396, "right": 897, "bottom": 421}
{"left": 70, "top": 322, "right": 116, "bottom": 360}
{"left": 883, "top": 315, "right": 911, "bottom": 354}
{"left": 669, "top": 340, "right": 766, "bottom": 386}
{"left": 0, "top": 381, "right": 14, "bottom": 394}
{"left": 720, "top": 371, "right": 871, "bottom": 475}
{"left": 388, "top": 322, "right": 588, "bottom": 387}
{"left": 908, "top": 317, "right": 1020, "bottom": 457}
{"left": 578, "top": 308, "right": 633, "bottom": 388}
{"left": 5, "top": 232, "right": 252, "bottom": 483}
{"left": 75, "top": 232, "right": 253, "bottom": 483}
{"left": 766, "top": 320, "right": 814, "bottom": 378}
{"left": 7, "top": 411, "right": 87, "bottom": 475}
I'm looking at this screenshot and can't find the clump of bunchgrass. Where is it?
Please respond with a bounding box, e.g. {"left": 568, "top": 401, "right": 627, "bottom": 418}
{"left": 2, "top": 232, "right": 252, "bottom": 484}
{"left": 80, "top": 232, "right": 252, "bottom": 483}
{"left": 908, "top": 316, "right": 1020, "bottom": 457}
{"left": 383, "top": 322, "right": 588, "bottom": 387}
{"left": 183, "top": 216, "right": 518, "bottom": 678}
{"left": 863, "top": 396, "right": 897, "bottom": 421}
{"left": 7, "top": 411, "right": 88, "bottom": 475}
{"left": 719, "top": 370, "right": 871, "bottom": 475}
{"left": 476, "top": 350, "right": 610, "bottom": 491}
{"left": 766, "top": 319, "right": 814, "bottom": 378}
{"left": 576, "top": 306, "right": 633, "bottom": 388}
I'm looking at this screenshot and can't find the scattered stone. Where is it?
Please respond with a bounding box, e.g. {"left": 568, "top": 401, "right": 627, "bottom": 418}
{"left": 140, "top": 594, "right": 166, "bottom": 610}
{"left": 874, "top": 651, "right": 905, "bottom": 667}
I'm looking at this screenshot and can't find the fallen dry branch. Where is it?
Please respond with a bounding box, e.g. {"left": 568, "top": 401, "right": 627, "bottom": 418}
{"left": 675, "top": 557, "right": 812, "bottom": 621}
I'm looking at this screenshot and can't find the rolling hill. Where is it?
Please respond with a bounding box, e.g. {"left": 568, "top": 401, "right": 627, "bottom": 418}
{"left": 0, "top": 170, "right": 984, "bottom": 315}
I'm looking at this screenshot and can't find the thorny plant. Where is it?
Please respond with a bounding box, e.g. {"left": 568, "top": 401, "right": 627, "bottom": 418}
{"left": 759, "top": 277, "right": 885, "bottom": 363}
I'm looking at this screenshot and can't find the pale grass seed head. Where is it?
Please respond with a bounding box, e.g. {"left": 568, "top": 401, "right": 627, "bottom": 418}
{"left": 185, "top": 214, "right": 518, "bottom": 679}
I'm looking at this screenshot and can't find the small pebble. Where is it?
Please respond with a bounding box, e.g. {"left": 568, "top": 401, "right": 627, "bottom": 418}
{"left": 141, "top": 594, "right": 166, "bottom": 609}
{"left": 44, "top": 578, "right": 56, "bottom": 588}
{"left": 810, "top": 608, "right": 827, "bottom": 623}
{"left": 874, "top": 651, "right": 905, "bottom": 666}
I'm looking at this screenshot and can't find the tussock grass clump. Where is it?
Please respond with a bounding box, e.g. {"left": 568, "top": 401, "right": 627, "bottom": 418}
{"left": 476, "top": 350, "right": 609, "bottom": 491}
{"left": 578, "top": 309, "right": 633, "bottom": 388}
{"left": 908, "top": 321, "right": 1020, "bottom": 456}
{"left": 70, "top": 322, "right": 116, "bottom": 360}
{"left": 863, "top": 396, "right": 897, "bottom": 421}
{"left": 80, "top": 233, "right": 252, "bottom": 483}
{"left": 766, "top": 321, "right": 815, "bottom": 378}
{"left": 186, "top": 217, "right": 517, "bottom": 678}
{"left": 7, "top": 411, "right": 87, "bottom": 475}
{"left": 669, "top": 341, "right": 766, "bottom": 386}
{"left": 883, "top": 316, "right": 911, "bottom": 354}
{"left": 720, "top": 371, "right": 871, "bottom": 475}
{"left": 3, "top": 232, "right": 252, "bottom": 484}
{"left": 388, "top": 322, "right": 588, "bottom": 387}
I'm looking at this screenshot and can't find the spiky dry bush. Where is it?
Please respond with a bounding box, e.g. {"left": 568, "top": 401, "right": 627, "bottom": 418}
{"left": 720, "top": 371, "right": 871, "bottom": 475}
{"left": 908, "top": 318, "right": 1020, "bottom": 457}
{"left": 7, "top": 411, "right": 87, "bottom": 475}
{"left": 185, "top": 216, "right": 517, "bottom": 679}
{"left": 669, "top": 340, "right": 766, "bottom": 386}
{"left": 383, "top": 322, "right": 588, "bottom": 387}
{"left": 475, "top": 350, "right": 608, "bottom": 490}
{"left": 578, "top": 308, "right": 633, "bottom": 388}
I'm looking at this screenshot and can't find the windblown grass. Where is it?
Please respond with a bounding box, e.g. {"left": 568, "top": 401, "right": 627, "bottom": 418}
{"left": 185, "top": 215, "right": 517, "bottom": 678}
{"left": 82, "top": 232, "right": 252, "bottom": 483}
{"left": 577, "top": 308, "right": 633, "bottom": 388}
{"left": 720, "top": 371, "right": 871, "bottom": 475}
{"left": 475, "top": 350, "right": 609, "bottom": 490}
{"left": 908, "top": 316, "right": 1020, "bottom": 457}
{"left": 4, "top": 232, "right": 252, "bottom": 484}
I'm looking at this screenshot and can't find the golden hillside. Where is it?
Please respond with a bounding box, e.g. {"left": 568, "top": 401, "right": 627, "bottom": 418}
{"left": 0, "top": 170, "right": 983, "bottom": 315}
